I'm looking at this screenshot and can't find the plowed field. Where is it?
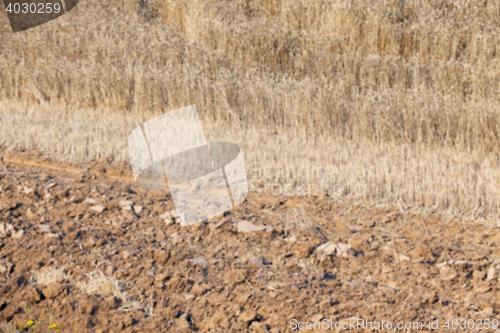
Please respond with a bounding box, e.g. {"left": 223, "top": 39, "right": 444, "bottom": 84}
{"left": 1, "top": 152, "right": 499, "bottom": 332}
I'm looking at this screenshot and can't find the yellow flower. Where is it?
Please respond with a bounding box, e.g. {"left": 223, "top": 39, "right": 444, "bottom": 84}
{"left": 50, "top": 323, "right": 58, "bottom": 329}
{"left": 26, "top": 320, "right": 35, "bottom": 327}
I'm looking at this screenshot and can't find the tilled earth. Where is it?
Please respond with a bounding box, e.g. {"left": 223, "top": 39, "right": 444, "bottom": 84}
{"left": 1, "top": 153, "right": 500, "bottom": 332}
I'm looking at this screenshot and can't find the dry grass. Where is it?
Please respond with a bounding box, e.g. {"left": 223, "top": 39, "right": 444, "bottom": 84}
{"left": 31, "top": 266, "right": 151, "bottom": 314}
{"left": 1, "top": 0, "right": 500, "bottom": 223}
{"left": 31, "top": 267, "right": 73, "bottom": 285}
{"left": 0, "top": 322, "right": 18, "bottom": 333}
{"left": 2, "top": 101, "right": 500, "bottom": 223}
{"left": 75, "top": 271, "right": 127, "bottom": 300}
{"left": 285, "top": 208, "right": 327, "bottom": 242}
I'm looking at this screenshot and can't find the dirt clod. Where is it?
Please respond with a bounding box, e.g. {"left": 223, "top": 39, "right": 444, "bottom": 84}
{"left": 250, "top": 321, "right": 270, "bottom": 332}
{"left": 43, "top": 283, "right": 66, "bottom": 299}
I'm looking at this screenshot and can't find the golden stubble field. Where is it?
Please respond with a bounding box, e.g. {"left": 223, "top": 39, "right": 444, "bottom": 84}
{"left": 1, "top": 1, "right": 500, "bottom": 331}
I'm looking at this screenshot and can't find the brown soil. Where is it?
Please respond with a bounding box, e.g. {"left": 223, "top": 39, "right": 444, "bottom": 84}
{"left": 1, "top": 152, "right": 500, "bottom": 332}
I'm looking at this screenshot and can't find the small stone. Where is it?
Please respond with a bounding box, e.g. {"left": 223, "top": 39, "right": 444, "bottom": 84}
{"left": 337, "top": 243, "right": 354, "bottom": 256}
{"left": 45, "top": 233, "right": 59, "bottom": 239}
{"left": 439, "top": 266, "right": 458, "bottom": 281}
{"left": 483, "top": 307, "right": 494, "bottom": 316}
{"left": 161, "top": 211, "right": 176, "bottom": 225}
{"left": 311, "top": 314, "right": 324, "bottom": 322}
{"left": 473, "top": 270, "right": 486, "bottom": 280}
{"left": 396, "top": 253, "right": 411, "bottom": 261}
{"left": 133, "top": 205, "right": 143, "bottom": 213}
{"left": 91, "top": 205, "right": 106, "bottom": 213}
{"left": 210, "top": 219, "right": 229, "bottom": 230}
{"left": 62, "top": 222, "right": 75, "bottom": 233}
{"left": 487, "top": 267, "right": 496, "bottom": 280}
{"left": 317, "top": 242, "right": 337, "bottom": 255}
{"left": 250, "top": 321, "right": 269, "bottom": 333}
{"left": 67, "top": 231, "right": 81, "bottom": 240}
{"left": 24, "top": 187, "right": 34, "bottom": 195}
{"left": 159, "top": 211, "right": 174, "bottom": 219}
{"left": 84, "top": 237, "right": 96, "bottom": 248}
{"left": 43, "top": 283, "right": 65, "bottom": 299}
{"left": 237, "top": 221, "right": 270, "bottom": 233}
{"left": 26, "top": 209, "right": 40, "bottom": 222}
{"left": 294, "top": 243, "right": 313, "bottom": 258}
{"left": 363, "top": 220, "right": 376, "bottom": 228}
{"left": 239, "top": 311, "right": 257, "bottom": 323}
{"left": 0, "top": 261, "right": 13, "bottom": 274}
{"left": 11, "top": 229, "right": 24, "bottom": 239}
{"left": 39, "top": 224, "right": 52, "bottom": 233}
{"left": 85, "top": 198, "right": 98, "bottom": 204}
{"left": 118, "top": 200, "right": 133, "bottom": 206}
